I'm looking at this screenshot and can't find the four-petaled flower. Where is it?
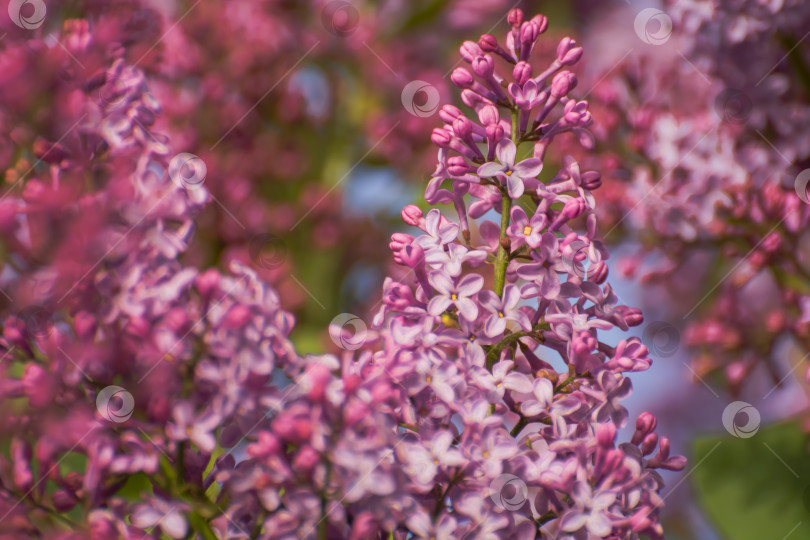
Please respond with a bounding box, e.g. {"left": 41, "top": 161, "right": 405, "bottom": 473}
{"left": 428, "top": 271, "right": 484, "bottom": 321}
{"left": 478, "top": 285, "right": 532, "bottom": 338}
{"left": 477, "top": 139, "right": 543, "bottom": 198}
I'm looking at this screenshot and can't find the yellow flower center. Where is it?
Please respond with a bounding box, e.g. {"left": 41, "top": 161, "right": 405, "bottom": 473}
{"left": 451, "top": 293, "right": 458, "bottom": 300}
{"left": 523, "top": 225, "right": 532, "bottom": 236}
{"left": 505, "top": 170, "right": 512, "bottom": 176}
{"left": 498, "top": 311, "right": 504, "bottom": 318}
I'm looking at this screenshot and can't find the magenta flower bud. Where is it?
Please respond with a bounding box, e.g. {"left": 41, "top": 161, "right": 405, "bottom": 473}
{"left": 459, "top": 40, "right": 483, "bottom": 62}
{"left": 272, "top": 411, "right": 311, "bottom": 444}
{"left": 478, "top": 104, "right": 499, "bottom": 126}
{"left": 52, "top": 490, "right": 78, "bottom": 512}
{"left": 293, "top": 445, "right": 321, "bottom": 474}
{"left": 401, "top": 204, "right": 423, "bottom": 226}
{"left": 472, "top": 55, "right": 495, "bottom": 79}
{"left": 507, "top": 8, "right": 524, "bottom": 26}
{"left": 486, "top": 123, "right": 504, "bottom": 143}
{"left": 224, "top": 305, "right": 252, "bottom": 329}
{"left": 452, "top": 116, "right": 473, "bottom": 140}
{"left": 344, "top": 398, "right": 370, "bottom": 426}
{"left": 640, "top": 433, "right": 659, "bottom": 456}
{"left": 439, "top": 104, "right": 463, "bottom": 124}
{"left": 619, "top": 306, "right": 644, "bottom": 327}
{"left": 556, "top": 37, "right": 583, "bottom": 66}
{"left": 478, "top": 33, "right": 498, "bottom": 52}
{"left": 447, "top": 156, "right": 472, "bottom": 176}
{"left": 520, "top": 21, "right": 539, "bottom": 47}
{"left": 430, "top": 127, "right": 453, "bottom": 147}
{"left": 389, "top": 232, "right": 414, "bottom": 253}
{"left": 564, "top": 100, "right": 591, "bottom": 125}
{"left": 581, "top": 170, "right": 602, "bottom": 190}
{"left": 632, "top": 412, "right": 658, "bottom": 445}
{"left": 400, "top": 244, "right": 425, "bottom": 269}
{"left": 513, "top": 61, "right": 532, "bottom": 85}
{"left": 596, "top": 422, "right": 616, "bottom": 447}
{"left": 11, "top": 438, "right": 33, "bottom": 492}
{"left": 195, "top": 268, "right": 220, "bottom": 298}
{"left": 450, "top": 67, "right": 474, "bottom": 89}
{"left": 349, "top": 512, "right": 378, "bottom": 540}
{"left": 562, "top": 197, "right": 586, "bottom": 220}
{"left": 461, "top": 89, "right": 487, "bottom": 110}
{"left": 589, "top": 259, "right": 609, "bottom": 284}
{"left": 551, "top": 71, "right": 577, "bottom": 98}
{"left": 531, "top": 14, "right": 549, "bottom": 34}
{"left": 304, "top": 363, "right": 331, "bottom": 402}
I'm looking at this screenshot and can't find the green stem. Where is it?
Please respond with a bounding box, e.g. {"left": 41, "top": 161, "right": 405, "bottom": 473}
{"left": 485, "top": 323, "right": 548, "bottom": 369}
{"left": 493, "top": 193, "right": 512, "bottom": 298}
{"left": 494, "top": 109, "right": 520, "bottom": 298}
{"left": 188, "top": 510, "right": 219, "bottom": 540}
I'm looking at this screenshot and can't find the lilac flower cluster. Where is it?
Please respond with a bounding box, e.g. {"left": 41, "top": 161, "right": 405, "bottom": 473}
{"left": 582, "top": 0, "right": 810, "bottom": 395}
{"left": 366, "top": 9, "right": 684, "bottom": 538}
{"left": 0, "top": 9, "right": 684, "bottom": 540}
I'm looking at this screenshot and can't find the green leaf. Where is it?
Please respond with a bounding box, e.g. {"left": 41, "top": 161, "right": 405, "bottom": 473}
{"left": 693, "top": 420, "right": 810, "bottom": 540}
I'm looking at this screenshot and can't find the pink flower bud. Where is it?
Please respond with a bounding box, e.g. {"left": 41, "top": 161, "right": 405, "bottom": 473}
{"left": 562, "top": 197, "right": 586, "bottom": 220}
{"left": 430, "top": 127, "right": 452, "bottom": 147}
{"left": 452, "top": 116, "right": 473, "bottom": 139}
{"left": 447, "top": 156, "right": 472, "bottom": 176}
{"left": 581, "top": 170, "right": 602, "bottom": 190}
{"left": 507, "top": 8, "right": 524, "bottom": 26}
{"left": 460, "top": 89, "right": 487, "bottom": 109}
{"left": 292, "top": 445, "right": 321, "bottom": 473}
{"left": 596, "top": 422, "right": 616, "bottom": 447}
{"left": 557, "top": 37, "right": 583, "bottom": 65}
{"left": 195, "top": 268, "right": 220, "bottom": 297}
{"left": 439, "top": 104, "right": 463, "bottom": 124}
{"left": 400, "top": 244, "right": 425, "bottom": 269}
{"left": 478, "top": 104, "right": 499, "bottom": 126}
{"left": 486, "top": 123, "right": 504, "bottom": 143}
{"left": 513, "top": 61, "right": 532, "bottom": 85}
{"left": 531, "top": 14, "right": 549, "bottom": 34}
{"left": 551, "top": 71, "right": 577, "bottom": 98}
{"left": 450, "top": 67, "right": 474, "bottom": 88}
{"left": 478, "top": 33, "right": 498, "bottom": 52}
{"left": 460, "top": 40, "right": 483, "bottom": 62}
{"left": 304, "top": 363, "right": 332, "bottom": 402}
{"left": 472, "top": 55, "right": 495, "bottom": 79}
{"left": 401, "top": 205, "right": 423, "bottom": 226}
{"left": 224, "top": 305, "right": 252, "bottom": 329}
{"left": 641, "top": 433, "right": 659, "bottom": 456}
{"left": 520, "top": 21, "right": 539, "bottom": 47}
{"left": 589, "top": 260, "right": 609, "bottom": 284}
{"left": 632, "top": 412, "right": 657, "bottom": 445}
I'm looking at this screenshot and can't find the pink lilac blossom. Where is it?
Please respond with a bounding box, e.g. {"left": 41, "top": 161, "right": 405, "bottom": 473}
{"left": 0, "top": 7, "right": 684, "bottom": 540}
{"left": 578, "top": 0, "right": 810, "bottom": 397}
